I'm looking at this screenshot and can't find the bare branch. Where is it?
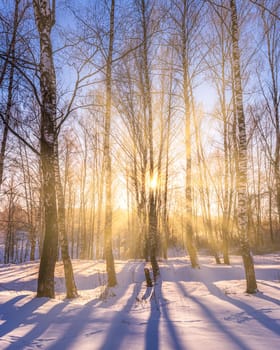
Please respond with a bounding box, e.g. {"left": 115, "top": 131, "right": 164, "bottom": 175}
{"left": 249, "top": 0, "right": 280, "bottom": 21}
{"left": 0, "top": 112, "right": 40, "bottom": 156}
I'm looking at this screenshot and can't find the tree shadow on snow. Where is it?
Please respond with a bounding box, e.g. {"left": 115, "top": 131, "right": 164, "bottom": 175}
{"left": 145, "top": 284, "right": 160, "bottom": 350}
{"left": 257, "top": 281, "right": 280, "bottom": 292}
{"left": 0, "top": 295, "right": 47, "bottom": 340}
{"left": 177, "top": 281, "right": 252, "bottom": 350}
{"left": 0, "top": 296, "right": 70, "bottom": 350}
{"left": 198, "top": 279, "right": 280, "bottom": 337}
{"left": 163, "top": 259, "right": 280, "bottom": 337}
{"left": 255, "top": 291, "right": 280, "bottom": 307}
{"left": 45, "top": 298, "right": 104, "bottom": 350}
{"left": 0, "top": 272, "right": 38, "bottom": 292}
{"left": 145, "top": 278, "right": 185, "bottom": 350}
{"left": 48, "top": 262, "right": 144, "bottom": 350}
{"left": 160, "top": 300, "right": 185, "bottom": 350}
{"left": 98, "top": 280, "right": 141, "bottom": 350}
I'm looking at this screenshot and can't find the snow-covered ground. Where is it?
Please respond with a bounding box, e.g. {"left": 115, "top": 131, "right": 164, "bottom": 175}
{"left": 0, "top": 254, "right": 280, "bottom": 349}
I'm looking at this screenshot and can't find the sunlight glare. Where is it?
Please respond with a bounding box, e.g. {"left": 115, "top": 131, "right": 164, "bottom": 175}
{"left": 149, "top": 172, "right": 158, "bottom": 190}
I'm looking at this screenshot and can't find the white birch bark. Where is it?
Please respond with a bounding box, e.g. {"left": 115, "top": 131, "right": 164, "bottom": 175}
{"left": 33, "top": 0, "right": 58, "bottom": 298}
{"left": 230, "top": 0, "right": 257, "bottom": 293}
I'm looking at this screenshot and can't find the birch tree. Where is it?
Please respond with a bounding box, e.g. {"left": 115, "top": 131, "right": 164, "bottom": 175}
{"left": 32, "top": 0, "right": 59, "bottom": 298}
{"left": 230, "top": 0, "right": 257, "bottom": 293}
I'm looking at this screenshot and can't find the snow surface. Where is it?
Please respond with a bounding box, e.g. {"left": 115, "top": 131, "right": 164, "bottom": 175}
{"left": 0, "top": 254, "right": 280, "bottom": 349}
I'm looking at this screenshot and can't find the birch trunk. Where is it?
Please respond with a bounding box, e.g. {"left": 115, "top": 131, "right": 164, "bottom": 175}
{"left": 33, "top": 0, "right": 59, "bottom": 298}
{"left": 230, "top": 0, "right": 257, "bottom": 293}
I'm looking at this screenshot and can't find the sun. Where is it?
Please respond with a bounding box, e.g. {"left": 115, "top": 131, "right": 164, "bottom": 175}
{"left": 149, "top": 172, "right": 158, "bottom": 190}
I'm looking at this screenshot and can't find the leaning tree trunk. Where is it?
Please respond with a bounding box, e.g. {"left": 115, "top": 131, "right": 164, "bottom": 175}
{"left": 103, "top": 0, "right": 117, "bottom": 287}
{"left": 230, "top": 0, "right": 257, "bottom": 293}
{"left": 33, "top": 0, "right": 59, "bottom": 298}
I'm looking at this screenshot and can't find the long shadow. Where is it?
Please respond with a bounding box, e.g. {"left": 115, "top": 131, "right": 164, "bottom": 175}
{"left": 177, "top": 281, "right": 251, "bottom": 350}
{"left": 255, "top": 267, "right": 280, "bottom": 282}
{"left": 0, "top": 296, "right": 47, "bottom": 338}
{"left": 160, "top": 309, "right": 184, "bottom": 350}
{"left": 99, "top": 262, "right": 144, "bottom": 308}
{"left": 224, "top": 292, "right": 280, "bottom": 335}
{"left": 160, "top": 284, "right": 185, "bottom": 350}
{"left": 5, "top": 301, "right": 68, "bottom": 350}
{"left": 47, "top": 298, "right": 101, "bottom": 350}
{"left": 0, "top": 293, "right": 28, "bottom": 345}
{"left": 0, "top": 262, "right": 38, "bottom": 274}
{"left": 145, "top": 282, "right": 161, "bottom": 350}
{"left": 258, "top": 281, "right": 280, "bottom": 292}
{"left": 0, "top": 279, "right": 38, "bottom": 293}
{"left": 202, "top": 280, "right": 280, "bottom": 336}
{"left": 144, "top": 276, "right": 185, "bottom": 350}
{"left": 256, "top": 292, "right": 280, "bottom": 307}
{"left": 49, "top": 266, "right": 143, "bottom": 350}
{"left": 166, "top": 258, "right": 280, "bottom": 336}
{"left": 99, "top": 284, "right": 140, "bottom": 350}
{"left": 0, "top": 271, "right": 38, "bottom": 292}
{"left": 165, "top": 259, "right": 280, "bottom": 286}
{"left": 0, "top": 294, "right": 27, "bottom": 315}
{"left": 0, "top": 267, "right": 38, "bottom": 283}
